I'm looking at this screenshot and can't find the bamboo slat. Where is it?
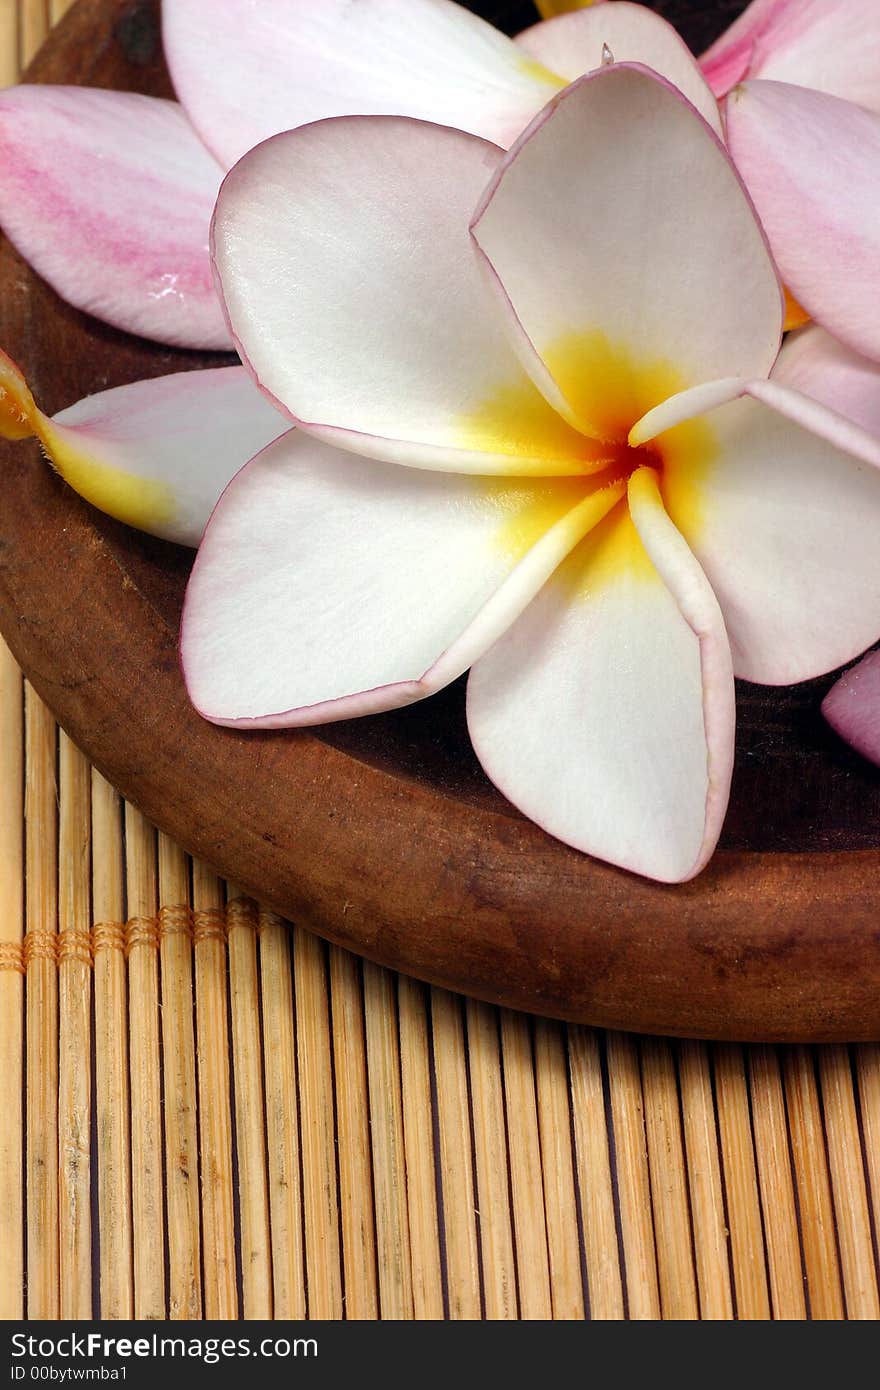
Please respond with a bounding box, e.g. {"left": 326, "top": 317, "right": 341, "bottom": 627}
{"left": 90, "top": 771, "right": 132, "bottom": 1319}
{"left": 397, "top": 975, "right": 444, "bottom": 1320}
{"left": 18, "top": 0, "right": 47, "bottom": 67}
{"left": 258, "top": 909, "right": 306, "bottom": 1319}
{"left": 327, "top": 945, "right": 377, "bottom": 1319}
{"left": 677, "top": 1041, "right": 733, "bottom": 1320}
{"left": 57, "top": 731, "right": 92, "bottom": 1319}
{"left": 24, "top": 685, "right": 59, "bottom": 1320}
{"left": 640, "top": 1038, "right": 699, "bottom": 1319}
{"left": 363, "top": 961, "right": 414, "bottom": 1320}
{"left": 500, "top": 1010, "right": 552, "bottom": 1320}
{"left": 855, "top": 1044, "right": 880, "bottom": 1265}
{"left": 226, "top": 894, "right": 272, "bottom": 1319}
{"left": 783, "top": 1047, "right": 845, "bottom": 1319}
{"left": 431, "top": 989, "right": 481, "bottom": 1319}
{"left": 466, "top": 998, "right": 516, "bottom": 1319}
{"left": 714, "top": 1043, "right": 771, "bottom": 1319}
{"left": 0, "top": 638, "right": 24, "bottom": 1321}
{"left": 818, "top": 1047, "right": 879, "bottom": 1319}
{"left": 124, "top": 805, "right": 165, "bottom": 1318}
{"left": 534, "top": 1019, "right": 584, "bottom": 1320}
{"left": 748, "top": 1045, "right": 806, "bottom": 1319}
{"left": 294, "top": 927, "right": 343, "bottom": 1319}
{"left": 606, "top": 1031, "right": 661, "bottom": 1319}
{"left": 157, "top": 835, "right": 200, "bottom": 1320}
{"left": 192, "top": 860, "right": 237, "bottom": 1320}
{"left": 567, "top": 1026, "right": 624, "bottom": 1319}
{"left": 1, "top": 0, "right": 19, "bottom": 85}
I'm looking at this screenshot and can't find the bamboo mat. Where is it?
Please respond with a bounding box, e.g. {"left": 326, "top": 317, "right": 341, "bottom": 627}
{"left": 3, "top": 3, "right": 880, "bottom": 1324}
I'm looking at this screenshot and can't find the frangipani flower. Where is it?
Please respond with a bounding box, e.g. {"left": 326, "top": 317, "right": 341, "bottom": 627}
{"left": 0, "top": 352, "right": 286, "bottom": 544}
{"left": 181, "top": 66, "right": 880, "bottom": 883}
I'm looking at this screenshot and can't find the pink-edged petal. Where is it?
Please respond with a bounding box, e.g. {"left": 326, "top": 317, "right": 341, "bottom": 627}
{"left": 0, "top": 86, "right": 230, "bottom": 350}
{"left": 700, "top": 0, "right": 783, "bottom": 96}
{"left": 773, "top": 326, "right": 880, "bottom": 438}
{"left": 163, "top": 0, "right": 562, "bottom": 169}
{"left": 213, "top": 116, "right": 610, "bottom": 477}
{"left": 0, "top": 352, "right": 285, "bottom": 545}
{"left": 636, "top": 378, "right": 880, "bottom": 686}
{"left": 181, "top": 429, "right": 627, "bottom": 726}
{"left": 704, "top": 0, "right": 880, "bottom": 111}
{"left": 467, "top": 467, "right": 734, "bottom": 883}
{"left": 471, "top": 65, "right": 782, "bottom": 441}
{"left": 516, "top": 3, "right": 721, "bottom": 136}
{"left": 725, "top": 80, "right": 880, "bottom": 363}
{"left": 823, "top": 650, "right": 880, "bottom": 768}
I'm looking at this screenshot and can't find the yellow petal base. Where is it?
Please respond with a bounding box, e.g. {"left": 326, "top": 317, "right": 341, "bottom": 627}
{"left": 0, "top": 348, "right": 174, "bottom": 533}
{"left": 0, "top": 349, "right": 39, "bottom": 440}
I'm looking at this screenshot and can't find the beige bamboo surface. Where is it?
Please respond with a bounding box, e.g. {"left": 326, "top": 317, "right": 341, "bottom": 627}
{"left": 4, "top": 8, "right": 880, "bottom": 1322}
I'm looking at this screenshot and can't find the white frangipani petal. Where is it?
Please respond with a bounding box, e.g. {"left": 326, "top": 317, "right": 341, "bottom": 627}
{"left": 164, "top": 0, "right": 562, "bottom": 168}
{"left": 213, "top": 115, "right": 610, "bottom": 476}
{"left": 0, "top": 353, "right": 286, "bottom": 545}
{"left": 637, "top": 380, "right": 880, "bottom": 685}
{"left": 516, "top": 2, "right": 722, "bottom": 135}
{"left": 181, "top": 430, "right": 626, "bottom": 727}
{"left": 471, "top": 65, "right": 782, "bottom": 439}
{"left": 0, "top": 85, "right": 230, "bottom": 349}
{"left": 467, "top": 469, "right": 734, "bottom": 883}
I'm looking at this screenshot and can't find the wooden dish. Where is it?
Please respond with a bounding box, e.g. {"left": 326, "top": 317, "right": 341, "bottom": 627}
{"left": 2, "top": 0, "right": 879, "bottom": 1042}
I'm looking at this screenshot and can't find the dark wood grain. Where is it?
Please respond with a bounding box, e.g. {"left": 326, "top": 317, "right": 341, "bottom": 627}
{"left": 2, "top": 0, "right": 879, "bottom": 1042}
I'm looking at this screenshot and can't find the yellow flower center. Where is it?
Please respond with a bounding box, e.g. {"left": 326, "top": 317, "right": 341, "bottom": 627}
{"left": 459, "top": 330, "right": 716, "bottom": 570}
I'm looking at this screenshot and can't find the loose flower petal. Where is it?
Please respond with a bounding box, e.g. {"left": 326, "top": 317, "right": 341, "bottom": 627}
{"left": 773, "top": 325, "right": 880, "bottom": 437}
{"left": 213, "top": 116, "right": 610, "bottom": 476}
{"left": 636, "top": 378, "right": 880, "bottom": 685}
{"left": 0, "top": 86, "right": 230, "bottom": 349}
{"left": 0, "top": 352, "right": 285, "bottom": 545}
{"left": 823, "top": 650, "right": 880, "bottom": 769}
{"left": 517, "top": 2, "right": 722, "bottom": 136}
{"left": 471, "top": 65, "right": 782, "bottom": 438}
{"left": 702, "top": 0, "right": 880, "bottom": 111}
{"left": 467, "top": 468, "right": 734, "bottom": 883}
{"left": 163, "top": 0, "right": 562, "bottom": 168}
{"left": 700, "top": 0, "right": 778, "bottom": 95}
{"left": 181, "top": 430, "right": 627, "bottom": 726}
{"left": 725, "top": 80, "right": 880, "bottom": 363}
